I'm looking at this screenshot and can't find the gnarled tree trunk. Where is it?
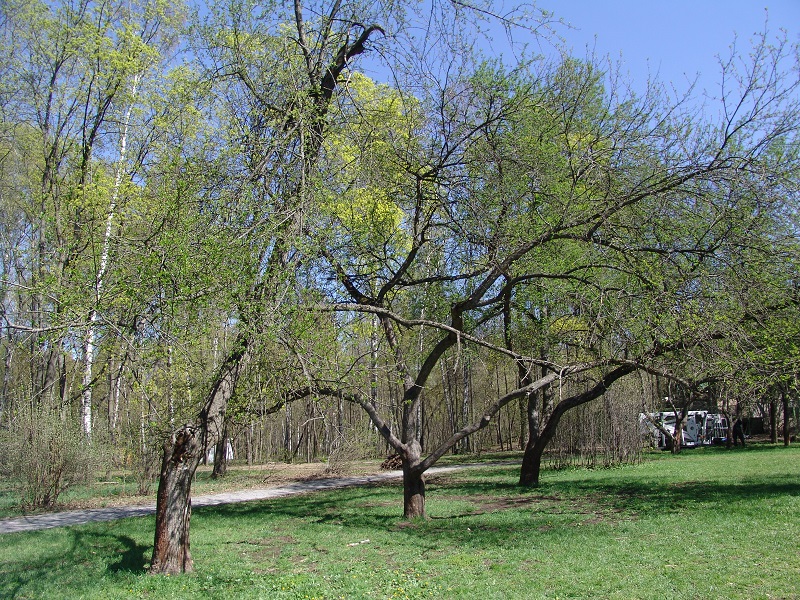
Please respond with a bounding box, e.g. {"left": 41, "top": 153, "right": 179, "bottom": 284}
{"left": 403, "top": 470, "right": 426, "bottom": 519}
{"left": 212, "top": 420, "right": 230, "bottom": 478}
{"left": 519, "top": 414, "right": 556, "bottom": 487}
{"left": 519, "top": 441, "right": 542, "bottom": 487}
{"left": 670, "top": 423, "right": 684, "bottom": 455}
{"left": 149, "top": 426, "right": 203, "bottom": 574}
{"left": 149, "top": 342, "right": 245, "bottom": 575}
{"left": 402, "top": 441, "right": 425, "bottom": 519}
{"left": 518, "top": 382, "right": 544, "bottom": 485}
{"left": 782, "top": 387, "right": 790, "bottom": 447}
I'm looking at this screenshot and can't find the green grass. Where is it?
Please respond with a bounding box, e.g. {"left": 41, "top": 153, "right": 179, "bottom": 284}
{"left": 1, "top": 445, "right": 799, "bottom": 599}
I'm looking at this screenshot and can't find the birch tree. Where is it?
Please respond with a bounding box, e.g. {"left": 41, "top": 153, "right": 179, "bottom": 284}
{"left": 79, "top": 1, "right": 186, "bottom": 439}
{"left": 0, "top": 0, "right": 186, "bottom": 435}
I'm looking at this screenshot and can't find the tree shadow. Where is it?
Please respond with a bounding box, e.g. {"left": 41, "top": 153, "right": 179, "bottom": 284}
{"left": 106, "top": 534, "right": 150, "bottom": 572}
{"left": 195, "top": 484, "right": 403, "bottom": 530}
{"left": 382, "top": 473, "right": 800, "bottom": 546}
{"left": 70, "top": 528, "right": 150, "bottom": 572}
{"left": 0, "top": 526, "right": 151, "bottom": 598}
{"left": 569, "top": 476, "right": 800, "bottom": 514}
{"left": 192, "top": 467, "right": 520, "bottom": 526}
{"left": 191, "top": 459, "right": 800, "bottom": 553}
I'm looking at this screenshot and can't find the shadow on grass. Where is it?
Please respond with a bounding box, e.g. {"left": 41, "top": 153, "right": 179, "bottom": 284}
{"left": 191, "top": 465, "right": 522, "bottom": 526}
{"left": 104, "top": 533, "right": 150, "bottom": 572}
{"left": 567, "top": 476, "right": 800, "bottom": 513}
{"left": 0, "top": 527, "right": 149, "bottom": 598}
{"left": 196, "top": 485, "right": 403, "bottom": 530}
{"left": 191, "top": 459, "right": 800, "bottom": 551}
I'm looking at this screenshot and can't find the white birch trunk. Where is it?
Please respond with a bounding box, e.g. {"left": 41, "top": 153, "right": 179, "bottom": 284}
{"left": 81, "top": 75, "right": 140, "bottom": 438}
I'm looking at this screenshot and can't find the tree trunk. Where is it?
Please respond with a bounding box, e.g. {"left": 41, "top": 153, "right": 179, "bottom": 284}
{"left": 670, "top": 426, "right": 683, "bottom": 454}
{"left": 518, "top": 385, "right": 543, "bottom": 485}
{"left": 403, "top": 469, "right": 426, "bottom": 519}
{"left": 725, "top": 413, "right": 733, "bottom": 449}
{"left": 782, "top": 388, "right": 790, "bottom": 446}
{"left": 518, "top": 396, "right": 527, "bottom": 451}
{"left": 284, "top": 403, "right": 293, "bottom": 458}
{"left": 519, "top": 396, "right": 559, "bottom": 487}
{"left": 526, "top": 388, "right": 541, "bottom": 444}
{"left": 246, "top": 421, "right": 254, "bottom": 465}
{"left": 149, "top": 426, "right": 203, "bottom": 575}
{"left": 150, "top": 340, "right": 245, "bottom": 574}
{"left": 519, "top": 432, "right": 543, "bottom": 486}
{"left": 461, "top": 357, "right": 472, "bottom": 453}
{"left": 212, "top": 421, "right": 229, "bottom": 478}
{"left": 402, "top": 442, "right": 426, "bottom": 519}
{"left": 442, "top": 359, "right": 457, "bottom": 452}
{"left": 770, "top": 398, "right": 778, "bottom": 443}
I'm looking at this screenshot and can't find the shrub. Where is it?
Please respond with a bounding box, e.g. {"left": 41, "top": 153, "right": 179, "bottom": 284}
{"left": 133, "top": 439, "right": 161, "bottom": 496}
{"left": 0, "top": 404, "right": 96, "bottom": 508}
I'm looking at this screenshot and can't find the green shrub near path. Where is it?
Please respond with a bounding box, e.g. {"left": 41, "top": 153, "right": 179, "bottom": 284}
{"left": 1, "top": 445, "right": 798, "bottom": 599}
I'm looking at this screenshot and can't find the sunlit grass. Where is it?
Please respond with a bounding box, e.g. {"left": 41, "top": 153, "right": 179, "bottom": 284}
{"left": 1, "top": 444, "right": 798, "bottom": 599}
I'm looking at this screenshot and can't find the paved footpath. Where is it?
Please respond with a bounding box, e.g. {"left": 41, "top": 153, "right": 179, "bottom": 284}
{"left": 0, "top": 464, "right": 485, "bottom": 534}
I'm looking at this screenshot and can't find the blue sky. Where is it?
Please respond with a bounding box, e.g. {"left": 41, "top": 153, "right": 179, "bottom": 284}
{"left": 534, "top": 0, "right": 800, "bottom": 94}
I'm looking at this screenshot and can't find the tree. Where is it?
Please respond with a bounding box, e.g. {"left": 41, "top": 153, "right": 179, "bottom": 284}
{"left": 78, "top": 0, "right": 186, "bottom": 439}
{"left": 294, "top": 23, "right": 800, "bottom": 508}
{"left": 0, "top": 0, "right": 187, "bottom": 438}
{"left": 148, "top": 0, "right": 389, "bottom": 574}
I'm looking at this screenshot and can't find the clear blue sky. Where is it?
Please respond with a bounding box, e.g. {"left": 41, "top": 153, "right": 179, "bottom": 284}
{"left": 535, "top": 0, "right": 800, "bottom": 94}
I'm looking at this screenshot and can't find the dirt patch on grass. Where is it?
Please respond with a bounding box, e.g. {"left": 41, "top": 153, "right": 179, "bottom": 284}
{"left": 434, "top": 493, "right": 563, "bottom": 514}
{"left": 392, "top": 520, "right": 420, "bottom": 530}
{"left": 242, "top": 534, "right": 298, "bottom": 565}
{"left": 428, "top": 488, "right": 638, "bottom": 528}
{"left": 245, "top": 534, "right": 298, "bottom": 546}
{"left": 556, "top": 493, "right": 640, "bottom": 526}
{"left": 473, "top": 494, "right": 562, "bottom": 512}
{"left": 359, "top": 500, "right": 399, "bottom": 509}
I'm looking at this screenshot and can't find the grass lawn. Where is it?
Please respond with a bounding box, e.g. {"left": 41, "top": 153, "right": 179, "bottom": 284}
{"left": 1, "top": 445, "right": 798, "bottom": 599}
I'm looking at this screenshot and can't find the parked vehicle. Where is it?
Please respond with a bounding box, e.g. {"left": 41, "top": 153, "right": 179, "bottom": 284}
{"left": 639, "top": 411, "right": 728, "bottom": 449}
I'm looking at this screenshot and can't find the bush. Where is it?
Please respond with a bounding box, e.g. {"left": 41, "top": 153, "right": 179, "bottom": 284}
{"left": 133, "top": 439, "right": 161, "bottom": 496}
{"left": 0, "top": 405, "right": 97, "bottom": 508}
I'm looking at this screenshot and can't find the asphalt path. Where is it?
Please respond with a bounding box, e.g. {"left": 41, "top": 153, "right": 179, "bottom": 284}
{"left": 0, "top": 463, "right": 492, "bottom": 534}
